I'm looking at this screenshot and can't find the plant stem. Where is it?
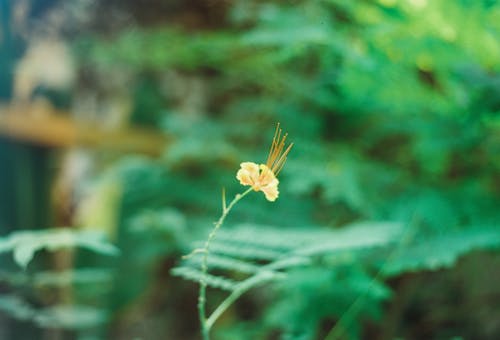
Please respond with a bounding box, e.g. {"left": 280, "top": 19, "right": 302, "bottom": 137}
{"left": 324, "top": 219, "right": 417, "bottom": 340}
{"left": 198, "top": 187, "right": 253, "bottom": 340}
{"left": 206, "top": 270, "right": 275, "bottom": 329}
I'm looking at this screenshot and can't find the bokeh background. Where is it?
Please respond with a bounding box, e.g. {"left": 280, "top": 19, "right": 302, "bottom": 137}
{"left": 1, "top": 0, "right": 500, "bottom": 339}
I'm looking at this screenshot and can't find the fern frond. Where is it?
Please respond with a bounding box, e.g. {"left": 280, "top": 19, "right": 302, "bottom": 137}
{"left": 0, "top": 268, "right": 113, "bottom": 287}
{"left": 383, "top": 226, "right": 500, "bottom": 276}
{"left": 171, "top": 267, "right": 238, "bottom": 291}
{"left": 296, "top": 222, "right": 403, "bottom": 257}
{"left": 176, "top": 221, "right": 404, "bottom": 277}
{"left": 263, "top": 256, "right": 312, "bottom": 271}
{"left": 209, "top": 241, "right": 285, "bottom": 261}
{"left": 0, "top": 294, "right": 107, "bottom": 329}
{"left": 0, "top": 229, "right": 119, "bottom": 269}
{"left": 185, "top": 254, "right": 262, "bottom": 274}
{"left": 217, "top": 225, "right": 304, "bottom": 250}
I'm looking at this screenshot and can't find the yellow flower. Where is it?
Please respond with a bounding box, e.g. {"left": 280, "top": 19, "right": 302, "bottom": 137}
{"left": 236, "top": 124, "right": 293, "bottom": 201}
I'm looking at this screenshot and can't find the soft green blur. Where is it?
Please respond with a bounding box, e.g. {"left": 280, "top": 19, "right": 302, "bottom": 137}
{"left": 0, "top": 1, "right": 499, "bottom": 339}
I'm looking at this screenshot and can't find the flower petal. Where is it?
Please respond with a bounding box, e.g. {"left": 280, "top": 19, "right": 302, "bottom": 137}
{"left": 236, "top": 162, "right": 260, "bottom": 187}
{"left": 261, "top": 178, "right": 279, "bottom": 202}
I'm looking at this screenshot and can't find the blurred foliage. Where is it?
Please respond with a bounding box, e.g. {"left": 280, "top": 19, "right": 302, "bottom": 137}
{"left": 2, "top": 0, "right": 500, "bottom": 339}
{"left": 0, "top": 229, "right": 118, "bottom": 269}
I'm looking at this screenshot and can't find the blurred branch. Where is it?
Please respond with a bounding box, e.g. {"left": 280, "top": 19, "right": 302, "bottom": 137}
{"left": 0, "top": 104, "right": 169, "bottom": 156}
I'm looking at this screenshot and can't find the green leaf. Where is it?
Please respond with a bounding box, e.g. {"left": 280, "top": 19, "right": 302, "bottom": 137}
{"left": 0, "top": 229, "right": 119, "bottom": 269}
{"left": 383, "top": 227, "right": 500, "bottom": 276}
{"left": 0, "top": 294, "right": 107, "bottom": 330}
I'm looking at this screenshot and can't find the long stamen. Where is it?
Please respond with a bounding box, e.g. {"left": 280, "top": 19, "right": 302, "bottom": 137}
{"left": 273, "top": 142, "right": 293, "bottom": 175}
{"left": 266, "top": 123, "right": 293, "bottom": 174}
{"left": 266, "top": 123, "right": 281, "bottom": 166}
{"left": 271, "top": 130, "right": 283, "bottom": 165}
{"left": 273, "top": 133, "right": 287, "bottom": 166}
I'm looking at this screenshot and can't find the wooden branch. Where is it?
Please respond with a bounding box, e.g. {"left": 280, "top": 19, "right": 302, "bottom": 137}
{"left": 0, "top": 104, "right": 169, "bottom": 156}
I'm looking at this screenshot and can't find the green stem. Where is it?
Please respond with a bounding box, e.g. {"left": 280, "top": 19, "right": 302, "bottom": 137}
{"left": 206, "top": 270, "right": 274, "bottom": 329}
{"left": 198, "top": 187, "right": 253, "bottom": 340}
{"left": 324, "top": 220, "right": 417, "bottom": 340}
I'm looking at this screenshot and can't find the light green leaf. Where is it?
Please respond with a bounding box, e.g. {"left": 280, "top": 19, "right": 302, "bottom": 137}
{"left": 0, "top": 229, "right": 119, "bottom": 269}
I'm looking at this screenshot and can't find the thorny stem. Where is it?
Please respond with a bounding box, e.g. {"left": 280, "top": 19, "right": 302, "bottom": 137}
{"left": 198, "top": 187, "right": 253, "bottom": 340}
